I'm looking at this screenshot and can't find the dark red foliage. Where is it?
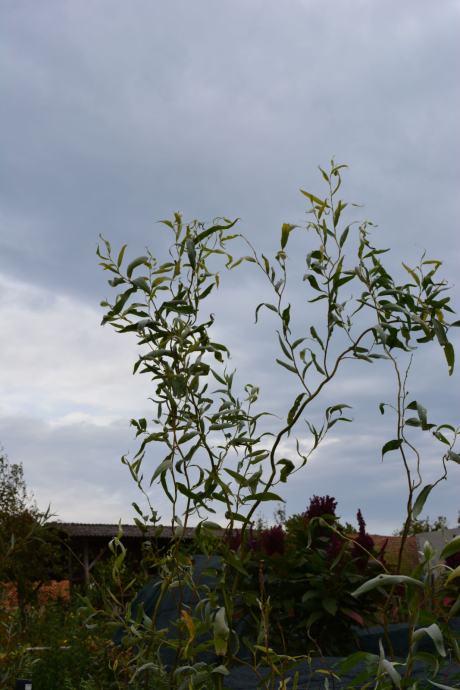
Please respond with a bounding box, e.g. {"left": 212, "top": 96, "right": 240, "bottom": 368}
{"left": 261, "top": 525, "right": 285, "bottom": 556}
{"left": 445, "top": 552, "right": 460, "bottom": 569}
{"left": 226, "top": 525, "right": 285, "bottom": 557}
{"left": 304, "top": 495, "right": 337, "bottom": 519}
{"left": 352, "top": 509, "right": 374, "bottom": 563}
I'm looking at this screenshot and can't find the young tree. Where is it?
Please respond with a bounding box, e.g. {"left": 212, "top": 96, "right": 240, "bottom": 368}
{"left": 96, "top": 163, "right": 459, "bottom": 681}
{"left": 0, "top": 449, "right": 62, "bottom": 623}
{"left": 0, "top": 448, "right": 30, "bottom": 517}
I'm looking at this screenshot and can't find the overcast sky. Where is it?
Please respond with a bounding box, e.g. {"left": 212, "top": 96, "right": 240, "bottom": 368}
{"left": 1, "top": 0, "right": 459, "bottom": 534}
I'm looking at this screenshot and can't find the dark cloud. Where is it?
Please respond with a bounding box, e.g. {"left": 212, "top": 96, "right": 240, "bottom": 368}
{"left": 1, "top": 0, "right": 459, "bottom": 294}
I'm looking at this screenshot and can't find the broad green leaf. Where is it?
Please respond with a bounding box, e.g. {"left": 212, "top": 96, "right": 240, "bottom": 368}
{"left": 407, "top": 400, "right": 428, "bottom": 428}
{"left": 412, "top": 624, "right": 446, "bottom": 657}
{"left": 213, "top": 607, "right": 229, "bottom": 656}
{"left": 413, "top": 484, "right": 433, "bottom": 519}
{"left": 447, "top": 450, "right": 460, "bottom": 464}
{"left": 131, "top": 276, "right": 150, "bottom": 292}
{"left": 127, "top": 256, "right": 150, "bottom": 278}
{"left": 224, "top": 511, "right": 248, "bottom": 523}
{"left": 151, "top": 457, "right": 173, "bottom": 482}
{"left": 433, "top": 318, "right": 448, "bottom": 345}
{"left": 224, "top": 468, "right": 249, "bottom": 487}
{"left": 277, "top": 458, "right": 295, "bottom": 483}
{"left": 381, "top": 439, "right": 402, "bottom": 459}
{"left": 352, "top": 574, "right": 423, "bottom": 597}
{"left": 440, "top": 535, "right": 460, "bottom": 561}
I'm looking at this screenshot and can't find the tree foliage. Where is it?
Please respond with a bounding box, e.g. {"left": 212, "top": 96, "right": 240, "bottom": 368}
{"left": 0, "top": 450, "right": 62, "bottom": 623}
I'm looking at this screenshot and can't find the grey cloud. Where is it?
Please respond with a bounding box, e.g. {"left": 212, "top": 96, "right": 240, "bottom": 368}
{"left": 1, "top": 0, "right": 459, "bottom": 296}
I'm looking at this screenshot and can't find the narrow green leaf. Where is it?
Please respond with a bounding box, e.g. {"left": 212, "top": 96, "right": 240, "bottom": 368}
{"left": 194, "top": 219, "right": 238, "bottom": 244}
{"left": 443, "top": 341, "right": 455, "bottom": 375}
{"left": 352, "top": 574, "right": 423, "bottom": 597}
{"left": 280, "top": 223, "right": 296, "bottom": 250}
{"left": 276, "top": 358, "right": 298, "bottom": 374}
{"left": 278, "top": 333, "right": 293, "bottom": 360}
{"left": 402, "top": 262, "right": 421, "bottom": 286}
{"left": 186, "top": 238, "right": 196, "bottom": 269}
{"left": 300, "top": 189, "right": 326, "bottom": 206}
{"left": 117, "top": 244, "right": 127, "bottom": 268}
{"left": 178, "top": 431, "right": 198, "bottom": 445}
{"left": 291, "top": 337, "right": 305, "bottom": 350}
{"left": 310, "top": 326, "right": 324, "bottom": 349}
{"left": 287, "top": 393, "right": 306, "bottom": 426}
{"left": 243, "top": 492, "right": 284, "bottom": 502}
{"left": 255, "top": 302, "right": 277, "bottom": 323}
{"left": 339, "top": 226, "right": 350, "bottom": 248}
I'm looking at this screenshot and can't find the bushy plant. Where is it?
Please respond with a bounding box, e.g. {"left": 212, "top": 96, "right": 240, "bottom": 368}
{"left": 226, "top": 496, "right": 388, "bottom": 656}
{"left": 95, "top": 162, "right": 459, "bottom": 687}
